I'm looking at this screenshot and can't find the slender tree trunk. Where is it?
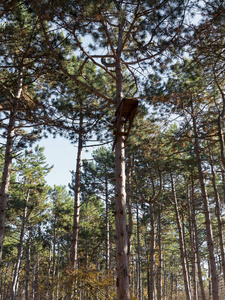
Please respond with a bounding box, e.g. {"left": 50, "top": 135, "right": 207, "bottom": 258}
{"left": 218, "top": 114, "right": 225, "bottom": 168}
{"left": 51, "top": 217, "right": 57, "bottom": 300}
{"left": 171, "top": 174, "right": 192, "bottom": 300}
{"left": 163, "top": 255, "right": 167, "bottom": 300}
{"left": 56, "top": 241, "right": 60, "bottom": 300}
{"left": 25, "top": 229, "right": 31, "bottom": 300}
{"left": 71, "top": 114, "right": 83, "bottom": 269}
{"left": 114, "top": 14, "right": 130, "bottom": 298}
{"left": 187, "top": 185, "right": 198, "bottom": 300}
{"left": 105, "top": 167, "right": 110, "bottom": 272}
{"left": 0, "top": 72, "right": 23, "bottom": 265}
{"left": 191, "top": 178, "right": 206, "bottom": 300}
{"left": 11, "top": 190, "right": 30, "bottom": 300}
{"left": 219, "top": 164, "right": 225, "bottom": 200}
{"left": 136, "top": 203, "right": 142, "bottom": 299}
{"left": 191, "top": 104, "right": 219, "bottom": 300}
{"left": 127, "top": 158, "right": 133, "bottom": 267}
{"left": 149, "top": 202, "right": 156, "bottom": 300}
{"left": 157, "top": 205, "right": 162, "bottom": 300}
{"left": 208, "top": 146, "right": 225, "bottom": 286}
{"left": 2, "top": 262, "right": 9, "bottom": 300}
{"left": 209, "top": 260, "right": 212, "bottom": 300}
{"left": 170, "top": 272, "right": 174, "bottom": 300}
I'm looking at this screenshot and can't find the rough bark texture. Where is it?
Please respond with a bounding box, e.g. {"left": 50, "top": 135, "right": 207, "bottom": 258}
{"left": 171, "top": 174, "right": 192, "bottom": 300}
{"left": 0, "top": 71, "right": 22, "bottom": 265}
{"left": 114, "top": 10, "right": 130, "bottom": 298}
{"left": 115, "top": 129, "right": 130, "bottom": 299}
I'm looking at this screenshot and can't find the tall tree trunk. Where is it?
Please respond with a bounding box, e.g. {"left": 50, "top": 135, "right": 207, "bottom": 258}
{"left": 127, "top": 157, "right": 133, "bottom": 267}
{"left": 171, "top": 174, "right": 192, "bottom": 300}
{"left": 11, "top": 190, "right": 30, "bottom": 300}
{"left": 157, "top": 205, "right": 162, "bottom": 300}
{"left": 51, "top": 217, "right": 56, "bottom": 300}
{"left": 219, "top": 164, "right": 225, "bottom": 200}
{"left": 25, "top": 229, "right": 31, "bottom": 300}
{"left": 71, "top": 114, "right": 83, "bottom": 269}
{"left": 209, "top": 260, "right": 212, "bottom": 300}
{"left": 149, "top": 202, "right": 156, "bottom": 300}
{"left": 191, "top": 178, "right": 206, "bottom": 300}
{"left": 136, "top": 203, "right": 142, "bottom": 300}
{"left": 163, "top": 255, "right": 167, "bottom": 300}
{"left": 208, "top": 145, "right": 225, "bottom": 286}
{"left": 191, "top": 103, "right": 219, "bottom": 300}
{"left": 105, "top": 164, "right": 110, "bottom": 273}
{"left": 0, "top": 71, "right": 23, "bottom": 265}
{"left": 170, "top": 272, "right": 174, "bottom": 300}
{"left": 187, "top": 184, "right": 198, "bottom": 300}
{"left": 114, "top": 13, "right": 130, "bottom": 298}
{"left": 217, "top": 114, "right": 225, "bottom": 168}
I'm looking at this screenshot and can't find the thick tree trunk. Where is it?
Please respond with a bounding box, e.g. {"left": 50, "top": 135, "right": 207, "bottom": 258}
{"left": 115, "top": 126, "right": 130, "bottom": 299}
{"left": 0, "top": 72, "right": 23, "bottom": 265}
{"left": 191, "top": 105, "right": 219, "bottom": 300}
{"left": 71, "top": 114, "right": 83, "bottom": 270}
{"left": 114, "top": 15, "right": 130, "bottom": 298}
{"left": 171, "top": 174, "right": 192, "bottom": 300}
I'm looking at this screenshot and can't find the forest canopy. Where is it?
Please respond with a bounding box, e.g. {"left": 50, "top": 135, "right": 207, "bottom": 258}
{"left": 0, "top": 1, "right": 225, "bottom": 299}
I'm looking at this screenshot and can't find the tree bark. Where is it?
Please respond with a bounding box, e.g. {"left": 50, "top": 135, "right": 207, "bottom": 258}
{"left": 191, "top": 178, "right": 206, "bottom": 300}
{"left": 127, "top": 158, "right": 133, "bottom": 267}
{"left": 11, "top": 190, "right": 30, "bottom": 300}
{"left": 71, "top": 114, "right": 83, "bottom": 270}
{"left": 171, "top": 174, "right": 192, "bottom": 300}
{"left": 0, "top": 71, "right": 23, "bottom": 265}
{"left": 114, "top": 10, "right": 130, "bottom": 298}
{"left": 25, "top": 228, "right": 31, "bottom": 300}
{"left": 217, "top": 114, "right": 225, "bottom": 168}
{"left": 208, "top": 145, "right": 225, "bottom": 286}
{"left": 187, "top": 184, "right": 198, "bottom": 300}
{"left": 191, "top": 103, "right": 219, "bottom": 300}
{"left": 149, "top": 202, "right": 156, "bottom": 300}
{"left": 105, "top": 161, "right": 110, "bottom": 273}
{"left": 157, "top": 205, "right": 162, "bottom": 300}
{"left": 136, "top": 203, "right": 142, "bottom": 300}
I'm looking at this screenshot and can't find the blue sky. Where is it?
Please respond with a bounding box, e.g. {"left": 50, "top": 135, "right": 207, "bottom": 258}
{"left": 35, "top": 136, "right": 93, "bottom": 189}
